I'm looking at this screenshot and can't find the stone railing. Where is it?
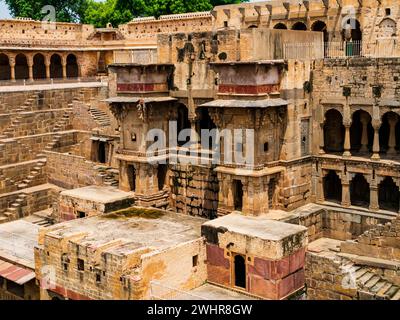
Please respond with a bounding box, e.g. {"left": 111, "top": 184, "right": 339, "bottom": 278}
{"left": 325, "top": 40, "right": 399, "bottom": 58}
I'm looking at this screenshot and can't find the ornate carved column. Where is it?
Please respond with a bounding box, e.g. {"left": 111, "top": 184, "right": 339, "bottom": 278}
{"left": 387, "top": 113, "right": 398, "bottom": 155}
{"left": 360, "top": 113, "right": 370, "bottom": 152}
{"left": 341, "top": 174, "right": 351, "bottom": 207}
{"left": 317, "top": 167, "right": 324, "bottom": 203}
{"left": 343, "top": 122, "right": 352, "bottom": 157}
{"left": 371, "top": 123, "right": 381, "bottom": 160}
{"left": 369, "top": 179, "right": 379, "bottom": 211}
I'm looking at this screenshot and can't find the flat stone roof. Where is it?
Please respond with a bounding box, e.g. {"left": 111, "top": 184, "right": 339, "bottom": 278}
{"left": 44, "top": 209, "right": 206, "bottom": 255}
{"left": 182, "top": 284, "right": 257, "bottom": 300}
{"left": 60, "top": 186, "right": 133, "bottom": 204}
{"left": 0, "top": 220, "right": 39, "bottom": 269}
{"left": 203, "top": 213, "right": 307, "bottom": 241}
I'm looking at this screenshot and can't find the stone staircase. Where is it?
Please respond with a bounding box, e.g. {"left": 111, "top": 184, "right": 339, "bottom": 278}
{"left": 346, "top": 263, "right": 400, "bottom": 300}
{"left": 0, "top": 93, "right": 39, "bottom": 139}
{"left": 52, "top": 108, "right": 73, "bottom": 133}
{"left": 2, "top": 194, "right": 27, "bottom": 222}
{"left": 94, "top": 165, "right": 119, "bottom": 187}
{"left": 89, "top": 106, "right": 111, "bottom": 127}
{"left": 16, "top": 159, "right": 47, "bottom": 190}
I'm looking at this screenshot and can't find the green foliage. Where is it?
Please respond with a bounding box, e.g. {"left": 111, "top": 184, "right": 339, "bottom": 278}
{"left": 5, "top": 0, "right": 249, "bottom": 26}
{"left": 5, "top": 0, "right": 88, "bottom": 22}
{"left": 83, "top": 0, "right": 133, "bottom": 27}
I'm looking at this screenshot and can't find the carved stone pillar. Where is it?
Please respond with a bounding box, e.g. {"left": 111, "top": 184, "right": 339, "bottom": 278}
{"left": 317, "top": 170, "right": 324, "bottom": 203}
{"left": 9, "top": 57, "right": 15, "bottom": 82}
{"left": 387, "top": 113, "right": 398, "bottom": 155}
{"left": 45, "top": 62, "right": 51, "bottom": 79}
{"left": 369, "top": 181, "right": 379, "bottom": 211}
{"left": 360, "top": 113, "right": 370, "bottom": 152}
{"left": 119, "top": 161, "right": 130, "bottom": 192}
{"left": 341, "top": 175, "right": 351, "bottom": 207}
{"left": 62, "top": 63, "right": 67, "bottom": 79}
{"left": 343, "top": 123, "right": 351, "bottom": 157}
{"left": 371, "top": 124, "right": 380, "bottom": 160}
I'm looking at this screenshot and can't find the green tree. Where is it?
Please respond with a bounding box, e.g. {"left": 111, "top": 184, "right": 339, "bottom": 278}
{"left": 144, "top": 0, "right": 212, "bottom": 17}
{"left": 5, "top": 0, "right": 88, "bottom": 22}
{"left": 83, "top": 0, "right": 133, "bottom": 27}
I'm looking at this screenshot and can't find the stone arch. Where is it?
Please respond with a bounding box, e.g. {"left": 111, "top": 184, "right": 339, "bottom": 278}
{"left": 0, "top": 53, "right": 11, "bottom": 80}
{"left": 273, "top": 23, "right": 287, "bottom": 30}
{"left": 312, "top": 20, "right": 328, "bottom": 42}
{"left": 380, "top": 111, "right": 399, "bottom": 155}
{"left": 379, "top": 18, "right": 396, "bottom": 37}
{"left": 292, "top": 22, "right": 307, "bottom": 31}
{"left": 323, "top": 170, "right": 342, "bottom": 203}
{"left": 350, "top": 110, "right": 373, "bottom": 153}
{"left": 248, "top": 25, "right": 258, "bottom": 29}
{"left": 50, "top": 53, "right": 63, "bottom": 79}
{"left": 350, "top": 173, "right": 370, "bottom": 208}
{"left": 33, "top": 53, "right": 46, "bottom": 80}
{"left": 15, "top": 53, "right": 29, "bottom": 80}
{"left": 342, "top": 18, "right": 362, "bottom": 56}
{"left": 378, "top": 176, "right": 400, "bottom": 212}
{"left": 323, "top": 109, "right": 344, "bottom": 153}
{"left": 66, "top": 53, "right": 79, "bottom": 78}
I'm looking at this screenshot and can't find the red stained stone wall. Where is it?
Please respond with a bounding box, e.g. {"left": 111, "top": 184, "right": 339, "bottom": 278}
{"left": 206, "top": 244, "right": 306, "bottom": 300}
{"left": 45, "top": 284, "right": 91, "bottom": 301}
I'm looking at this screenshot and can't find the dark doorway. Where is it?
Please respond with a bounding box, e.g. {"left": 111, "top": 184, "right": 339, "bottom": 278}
{"left": 66, "top": 54, "right": 79, "bottom": 78}
{"left": 50, "top": 54, "right": 63, "bottom": 79}
{"left": 350, "top": 174, "right": 370, "bottom": 208}
{"left": 177, "top": 104, "right": 191, "bottom": 147}
{"left": 98, "top": 142, "right": 106, "bottom": 164}
{"left": 233, "top": 180, "right": 243, "bottom": 211}
{"left": 15, "top": 54, "right": 29, "bottom": 80}
{"left": 157, "top": 164, "right": 168, "bottom": 191}
{"left": 33, "top": 54, "right": 46, "bottom": 79}
{"left": 350, "top": 110, "right": 373, "bottom": 153}
{"left": 323, "top": 171, "right": 342, "bottom": 203}
{"left": 0, "top": 54, "right": 11, "bottom": 80}
{"left": 379, "top": 177, "right": 400, "bottom": 212}
{"left": 292, "top": 22, "right": 307, "bottom": 31}
{"left": 128, "top": 165, "right": 136, "bottom": 192}
{"left": 198, "top": 107, "right": 217, "bottom": 150}
{"left": 312, "top": 20, "right": 329, "bottom": 42}
{"left": 324, "top": 109, "right": 345, "bottom": 153}
{"left": 234, "top": 255, "right": 246, "bottom": 289}
{"left": 274, "top": 23, "right": 287, "bottom": 30}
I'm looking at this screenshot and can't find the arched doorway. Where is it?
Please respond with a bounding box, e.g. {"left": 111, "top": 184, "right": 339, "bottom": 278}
{"left": 292, "top": 22, "right": 307, "bottom": 31}
{"left": 274, "top": 23, "right": 287, "bottom": 30}
{"left": 312, "top": 20, "right": 328, "bottom": 42}
{"left": 50, "top": 54, "right": 63, "bottom": 79}
{"left": 248, "top": 25, "right": 258, "bottom": 29}
{"left": 380, "top": 112, "right": 399, "bottom": 156}
{"left": 15, "top": 54, "right": 29, "bottom": 80}
{"left": 33, "top": 53, "right": 46, "bottom": 80}
{"left": 350, "top": 110, "right": 373, "bottom": 154}
{"left": 234, "top": 255, "right": 246, "bottom": 289}
{"left": 66, "top": 54, "right": 79, "bottom": 78}
{"left": 0, "top": 53, "right": 11, "bottom": 80}
{"left": 323, "top": 171, "right": 342, "bottom": 203}
{"left": 177, "top": 104, "right": 191, "bottom": 147}
{"left": 378, "top": 177, "right": 400, "bottom": 212}
{"left": 342, "top": 19, "right": 362, "bottom": 56}
{"left": 324, "top": 109, "right": 345, "bottom": 153}
{"left": 350, "top": 174, "right": 370, "bottom": 208}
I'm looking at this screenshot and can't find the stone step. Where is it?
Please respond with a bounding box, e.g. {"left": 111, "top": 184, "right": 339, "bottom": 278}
{"left": 18, "top": 183, "right": 28, "bottom": 189}
{"left": 377, "top": 282, "right": 394, "bottom": 298}
{"left": 385, "top": 286, "right": 400, "bottom": 299}
{"left": 391, "top": 289, "right": 400, "bottom": 300}
{"left": 364, "top": 276, "right": 381, "bottom": 289}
